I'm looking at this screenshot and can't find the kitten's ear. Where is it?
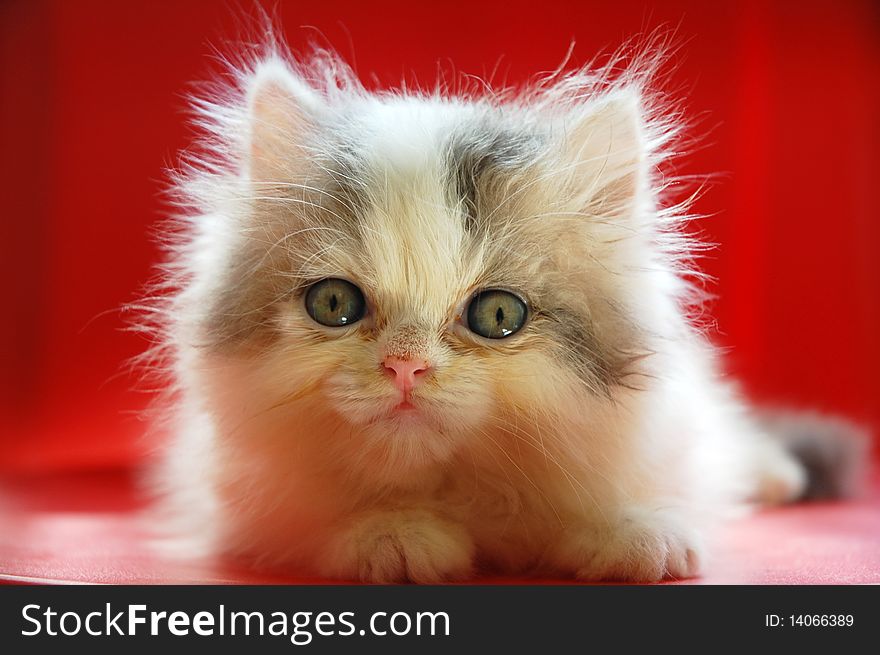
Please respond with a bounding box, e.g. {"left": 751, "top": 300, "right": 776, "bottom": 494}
{"left": 563, "top": 89, "right": 648, "bottom": 218}
{"left": 246, "top": 59, "right": 323, "bottom": 183}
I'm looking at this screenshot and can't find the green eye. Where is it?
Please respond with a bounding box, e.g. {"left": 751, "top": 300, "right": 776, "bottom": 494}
{"left": 305, "top": 278, "right": 366, "bottom": 327}
{"left": 465, "top": 289, "right": 528, "bottom": 339}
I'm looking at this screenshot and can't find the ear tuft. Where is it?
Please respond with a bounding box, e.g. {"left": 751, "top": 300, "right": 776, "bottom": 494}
{"left": 246, "top": 59, "right": 322, "bottom": 183}
{"left": 563, "top": 88, "right": 647, "bottom": 217}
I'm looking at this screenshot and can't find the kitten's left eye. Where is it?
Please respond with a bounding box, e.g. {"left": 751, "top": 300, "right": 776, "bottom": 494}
{"left": 305, "top": 278, "right": 366, "bottom": 327}
{"left": 465, "top": 289, "right": 528, "bottom": 339}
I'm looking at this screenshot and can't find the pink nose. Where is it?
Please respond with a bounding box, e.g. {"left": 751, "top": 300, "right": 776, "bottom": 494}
{"left": 382, "top": 356, "right": 431, "bottom": 392}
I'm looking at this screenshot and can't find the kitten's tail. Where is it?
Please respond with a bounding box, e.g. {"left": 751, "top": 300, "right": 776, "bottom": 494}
{"left": 755, "top": 410, "right": 870, "bottom": 503}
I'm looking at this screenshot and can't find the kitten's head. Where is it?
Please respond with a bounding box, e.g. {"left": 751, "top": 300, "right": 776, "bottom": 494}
{"left": 171, "top": 52, "right": 687, "bottom": 482}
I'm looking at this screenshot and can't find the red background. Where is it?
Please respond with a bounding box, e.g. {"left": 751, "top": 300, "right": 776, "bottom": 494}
{"left": 1, "top": 0, "right": 878, "bottom": 474}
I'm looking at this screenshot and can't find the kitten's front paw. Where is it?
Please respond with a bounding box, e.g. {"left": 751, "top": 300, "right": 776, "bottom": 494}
{"left": 552, "top": 507, "right": 704, "bottom": 582}
{"left": 319, "top": 509, "right": 475, "bottom": 583}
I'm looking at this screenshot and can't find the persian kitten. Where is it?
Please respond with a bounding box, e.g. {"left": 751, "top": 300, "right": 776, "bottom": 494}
{"left": 147, "top": 42, "right": 864, "bottom": 582}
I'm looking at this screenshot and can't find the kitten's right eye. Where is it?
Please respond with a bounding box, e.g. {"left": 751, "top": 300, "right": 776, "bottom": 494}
{"left": 305, "top": 278, "right": 366, "bottom": 327}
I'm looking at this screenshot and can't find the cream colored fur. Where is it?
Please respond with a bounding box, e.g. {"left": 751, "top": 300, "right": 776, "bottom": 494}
{"left": 148, "top": 46, "right": 807, "bottom": 582}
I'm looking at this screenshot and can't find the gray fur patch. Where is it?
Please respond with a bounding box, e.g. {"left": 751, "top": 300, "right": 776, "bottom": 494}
{"left": 203, "top": 153, "right": 369, "bottom": 350}
{"left": 445, "top": 125, "right": 539, "bottom": 231}
{"left": 539, "top": 306, "right": 643, "bottom": 394}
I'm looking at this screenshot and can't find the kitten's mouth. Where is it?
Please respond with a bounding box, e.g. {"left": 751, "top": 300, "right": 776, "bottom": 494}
{"left": 352, "top": 398, "right": 429, "bottom": 431}
{"left": 385, "top": 391, "right": 432, "bottom": 419}
{"left": 355, "top": 395, "right": 432, "bottom": 428}
{"left": 393, "top": 399, "right": 418, "bottom": 413}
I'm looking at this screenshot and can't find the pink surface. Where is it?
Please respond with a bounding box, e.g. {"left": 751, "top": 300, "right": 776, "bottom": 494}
{"left": 1, "top": 470, "right": 878, "bottom": 585}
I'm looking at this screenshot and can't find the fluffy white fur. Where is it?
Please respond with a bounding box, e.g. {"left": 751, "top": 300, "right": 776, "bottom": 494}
{"left": 146, "top": 41, "right": 820, "bottom": 583}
